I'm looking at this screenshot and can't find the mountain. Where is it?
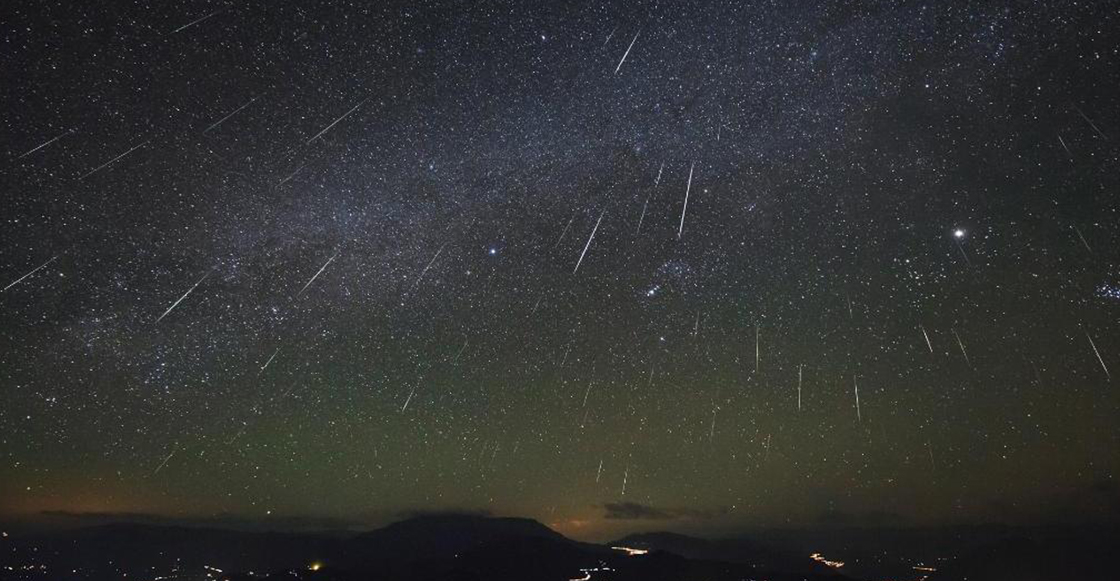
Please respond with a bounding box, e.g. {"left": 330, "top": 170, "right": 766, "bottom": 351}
{"left": 342, "top": 514, "right": 586, "bottom": 561}
{"left": 333, "top": 514, "right": 615, "bottom": 580}
{"left": 0, "top": 514, "right": 858, "bottom": 581}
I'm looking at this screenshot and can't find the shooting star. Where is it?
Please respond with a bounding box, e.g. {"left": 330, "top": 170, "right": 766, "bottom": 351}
{"left": 573, "top": 210, "right": 605, "bottom": 274}
{"left": 296, "top": 250, "right": 339, "bottom": 297}
{"left": 636, "top": 197, "right": 650, "bottom": 236}
{"left": 3, "top": 255, "right": 58, "bottom": 292}
{"left": 636, "top": 162, "right": 664, "bottom": 235}
{"left": 260, "top": 347, "right": 280, "bottom": 374}
{"left": 277, "top": 163, "right": 306, "bottom": 186}
{"left": 952, "top": 328, "right": 971, "bottom": 368}
{"left": 408, "top": 243, "right": 447, "bottom": 294}
{"left": 307, "top": 97, "right": 369, "bottom": 144}
{"left": 853, "top": 375, "right": 862, "bottom": 422}
{"left": 755, "top": 324, "right": 760, "bottom": 373}
{"left": 602, "top": 26, "right": 617, "bottom": 47}
{"left": 678, "top": 162, "right": 694, "bottom": 239}
{"left": 203, "top": 96, "right": 259, "bottom": 134}
{"left": 17, "top": 129, "right": 70, "bottom": 159}
{"left": 1057, "top": 133, "right": 1073, "bottom": 160}
{"left": 156, "top": 270, "right": 211, "bottom": 323}
{"left": 401, "top": 384, "right": 417, "bottom": 412}
{"left": 920, "top": 324, "right": 934, "bottom": 353}
{"left": 151, "top": 444, "right": 178, "bottom": 476}
{"left": 1072, "top": 225, "right": 1091, "bottom": 253}
{"left": 1071, "top": 103, "right": 1107, "bottom": 139}
{"left": 596, "top": 459, "right": 603, "bottom": 482}
{"left": 555, "top": 210, "right": 577, "bottom": 248}
{"left": 614, "top": 30, "right": 640, "bottom": 73}
{"left": 171, "top": 9, "right": 223, "bottom": 34}
{"left": 954, "top": 237, "right": 973, "bottom": 268}
{"left": 797, "top": 364, "right": 803, "bottom": 411}
{"left": 80, "top": 140, "right": 149, "bottom": 180}
{"left": 1085, "top": 330, "right": 1111, "bottom": 380}
{"left": 452, "top": 337, "right": 468, "bottom": 364}
{"left": 621, "top": 462, "right": 629, "bottom": 496}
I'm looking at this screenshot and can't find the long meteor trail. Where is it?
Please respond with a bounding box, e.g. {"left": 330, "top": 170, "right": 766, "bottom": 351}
{"left": 853, "top": 375, "right": 862, "bottom": 422}
{"left": 408, "top": 243, "right": 446, "bottom": 295}
{"left": 401, "top": 384, "right": 417, "bottom": 412}
{"left": 80, "top": 140, "right": 149, "bottom": 180}
{"left": 297, "top": 251, "right": 339, "bottom": 297}
{"left": 637, "top": 162, "right": 664, "bottom": 235}
{"left": 3, "top": 255, "right": 58, "bottom": 292}
{"left": 260, "top": 348, "right": 280, "bottom": 374}
{"left": 156, "top": 270, "right": 211, "bottom": 323}
{"left": 203, "top": 97, "right": 259, "bottom": 133}
{"left": 952, "top": 328, "right": 971, "bottom": 368}
{"left": 171, "top": 9, "right": 223, "bottom": 34}
{"left": 307, "top": 98, "right": 369, "bottom": 144}
{"left": 573, "top": 210, "right": 605, "bottom": 274}
{"left": 17, "top": 130, "right": 70, "bottom": 159}
{"left": 615, "top": 30, "right": 640, "bottom": 73}
{"left": 920, "top": 324, "right": 933, "bottom": 353}
{"left": 1085, "top": 330, "right": 1111, "bottom": 380}
{"left": 151, "top": 444, "right": 178, "bottom": 476}
{"left": 678, "top": 162, "right": 694, "bottom": 239}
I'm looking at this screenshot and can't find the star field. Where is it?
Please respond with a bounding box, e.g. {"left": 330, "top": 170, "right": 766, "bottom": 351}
{"left": 1, "top": 0, "right": 1118, "bottom": 540}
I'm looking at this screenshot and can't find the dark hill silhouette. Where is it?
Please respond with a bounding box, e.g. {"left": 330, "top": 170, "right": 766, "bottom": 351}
{"left": 0, "top": 514, "right": 859, "bottom": 581}
{"left": 334, "top": 513, "right": 615, "bottom": 578}
{"left": 343, "top": 514, "right": 578, "bottom": 560}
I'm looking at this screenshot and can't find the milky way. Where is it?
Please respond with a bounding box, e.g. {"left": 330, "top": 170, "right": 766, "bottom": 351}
{"left": 1, "top": 1, "right": 1118, "bottom": 539}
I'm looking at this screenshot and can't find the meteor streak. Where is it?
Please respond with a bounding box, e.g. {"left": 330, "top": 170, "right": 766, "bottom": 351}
{"left": 3, "top": 255, "right": 58, "bottom": 292}
{"left": 573, "top": 210, "right": 605, "bottom": 274}
{"left": 678, "top": 162, "right": 694, "bottom": 239}
{"left": 156, "top": 270, "right": 211, "bottom": 323}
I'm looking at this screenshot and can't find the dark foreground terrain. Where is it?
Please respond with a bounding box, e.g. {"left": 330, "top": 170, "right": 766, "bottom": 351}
{"left": 1, "top": 515, "right": 1116, "bottom": 581}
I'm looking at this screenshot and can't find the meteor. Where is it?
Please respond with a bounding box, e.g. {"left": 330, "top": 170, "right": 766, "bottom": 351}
{"left": 156, "top": 270, "right": 211, "bottom": 323}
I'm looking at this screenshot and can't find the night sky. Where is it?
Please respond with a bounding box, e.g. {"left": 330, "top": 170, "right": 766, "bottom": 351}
{"left": 1, "top": 0, "right": 1118, "bottom": 541}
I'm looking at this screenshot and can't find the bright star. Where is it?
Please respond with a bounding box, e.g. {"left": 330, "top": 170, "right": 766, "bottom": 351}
{"left": 954, "top": 229, "right": 965, "bottom": 239}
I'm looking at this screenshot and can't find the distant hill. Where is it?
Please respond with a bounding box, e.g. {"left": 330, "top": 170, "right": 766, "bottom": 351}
{"left": 343, "top": 513, "right": 578, "bottom": 560}
{"left": 0, "top": 514, "right": 860, "bottom": 581}
{"left": 334, "top": 513, "right": 614, "bottom": 579}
